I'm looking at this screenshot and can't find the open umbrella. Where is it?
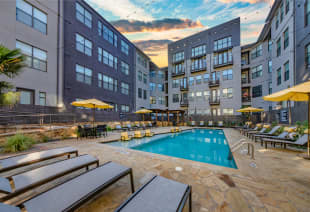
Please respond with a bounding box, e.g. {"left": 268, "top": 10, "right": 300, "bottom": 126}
{"left": 237, "top": 107, "right": 264, "bottom": 122}
{"left": 263, "top": 80, "right": 310, "bottom": 157}
{"left": 134, "top": 109, "right": 152, "bottom": 121}
{"left": 71, "top": 99, "right": 114, "bottom": 125}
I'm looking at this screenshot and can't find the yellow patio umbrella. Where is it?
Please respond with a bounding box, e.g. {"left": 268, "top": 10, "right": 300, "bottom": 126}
{"left": 134, "top": 109, "right": 152, "bottom": 121}
{"left": 237, "top": 107, "right": 264, "bottom": 122}
{"left": 71, "top": 99, "right": 114, "bottom": 125}
{"left": 263, "top": 80, "right": 310, "bottom": 157}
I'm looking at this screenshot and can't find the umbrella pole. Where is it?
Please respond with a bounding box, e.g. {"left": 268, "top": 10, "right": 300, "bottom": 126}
{"left": 308, "top": 95, "right": 310, "bottom": 156}
{"left": 288, "top": 100, "right": 292, "bottom": 125}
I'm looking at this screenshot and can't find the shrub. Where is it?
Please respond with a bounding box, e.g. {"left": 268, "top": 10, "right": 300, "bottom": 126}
{"left": 106, "top": 126, "right": 112, "bottom": 131}
{"left": 3, "top": 134, "right": 35, "bottom": 153}
{"left": 41, "top": 135, "right": 50, "bottom": 143}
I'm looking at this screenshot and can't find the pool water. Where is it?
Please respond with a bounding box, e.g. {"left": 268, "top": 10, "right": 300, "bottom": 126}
{"left": 108, "top": 129, "right": 237, "bottom": 169}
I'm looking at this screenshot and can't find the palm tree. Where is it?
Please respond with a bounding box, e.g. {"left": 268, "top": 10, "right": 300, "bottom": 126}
{"left": 0, "top": 45, "right": 25, "bottom": 105}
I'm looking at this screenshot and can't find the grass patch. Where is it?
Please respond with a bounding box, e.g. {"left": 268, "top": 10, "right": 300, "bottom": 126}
{"left": 3, "top": 134, "right": 35, "bottom": 153}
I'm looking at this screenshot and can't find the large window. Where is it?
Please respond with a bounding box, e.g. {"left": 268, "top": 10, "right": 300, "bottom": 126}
{"left": 16, "top": 0, "right": 47, "bottom": 34}
{"left": 222, "top": 69, "right": 233, "bottom": 80}
{"left": 189, "top": 77, "right": 194, "bottom": 86}
{"left": 98, "top": 21, "right": 118, "bottom": 47}
{"left": 76, "top": 64, "right": 92, "bottom": 85}
{"left": 17, "top": 88, "right": 34, "bottom": 105}
{"left": 76, "top": 2, "right": 92, "bottom": 28}
{"left": 121, "top": 82, "right": 129, "bottom": 95}
{"left": 138, "top": 88, "right": 142, "bottom": 98}
{"left": 306, "top": 43, "right": 310, "bottom": 68}
{"left": 277, "top": 68, "right": 282, "bottom": 85}
{"left": 137, "top": 53, "right": 147, "bottom": 68}
{"left": 173, "top": 52, "right": 184, "bottom": 63}
{"left": 196, "top": 75, "right": 202, "bottom": 84}
{"left": 277, "top": 38, "right": 281, "bottom": 57}
{"left": 284, "top": 61, "right": 289, "bottom": 81}
{"left": 121, "top": 61, "right": 129, "bottom": 75}
{"left": 192, "top": 45, "right": 206, "bottom": 57}
{"left": 268, "top": 60, "right": 272, "bottom": 73}
{"left": 172, "top": 94, "right": 179, "bottom": 103}
{"left": 203, "top": 73, "right": 209, "bottom": 82}
{"left": 284, "top": 28, "right": 289, "bottom": 49}
{"left": 150, "top": 82, "right": 156, "bottom": 91}
{"left": 16, "top": 40, "right": 47, "bottom": 72}
{"left": 98, "top": 47, "right": 117, "bottom": 69}
{"left": 252, "top": 85, "right": 262, "bottom": 98}
{"left": 222, "top": 88, "right": 233, "bottom": 98}
{"left": 268, "top": 40, "right": 272, "bottom": 52}
{"left": 269, "top": 82, "right": 272, "bottom": 94}
{"left": 213, "top": 50, "right": 232, "bottom": 66}
{"left": 173, "top": 63, "right": 184, "bottom": 74}
{"left": 121, "top": 105, "right": 129, "bottom": 112}
{"left": 143, "top": 73, "right": 147, "bottom": 84}
{"left": 157, "top": 84, "right": 164, "bottom": 91}
{"left": 76, "top": 34, "right": 92, "bottom": 56}
{"left": 285, "top": 0, "right": 289, "bottom": 14}
{"left": 143, "top": 90, "right": 147, "bottom": 100}
{"left": 306, "top": 0, "right": 310, "bottom": 26}
{"left": 39, "top": 92, "right": 46, "bottom": 106}
{"left": 121, "top": 40, "right": 129, "bottom": 55}
{"left": 276, "top": 11, "right": 279, "bottom": 29}
{"left": 150, "top": 96, "right": 156, "bottom": 104}
{"left": 191, "top": 57, "right": 206, "bottom": 71}
{"left": 280, "top": 3, "right": 284, "bottom": 22}
{"left": 251, "top": 65, "right": 262, "bottom": 79}
{"left": 98, "top": 73, "right": 117, "bottom": 91}
{"left": 214, "top": 36, "right": 232, "bottom": 51}
{"left": 250, "top": 44, "right": 262, "bottom": 60}
{"left": 172, "top": 79, "right": 179, "bottom": 88}
{"left": 223, "top": 108, "right": 233, "bottom": 115}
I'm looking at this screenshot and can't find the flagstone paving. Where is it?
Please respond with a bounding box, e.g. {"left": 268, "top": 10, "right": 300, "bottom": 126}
{"left": 1, "top": 127, "right": 310, "bottom": 212}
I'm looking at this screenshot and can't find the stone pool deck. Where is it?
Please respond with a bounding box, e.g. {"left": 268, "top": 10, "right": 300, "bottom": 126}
{"left": 1, "top": 127, "right": 310, "bottom": 211}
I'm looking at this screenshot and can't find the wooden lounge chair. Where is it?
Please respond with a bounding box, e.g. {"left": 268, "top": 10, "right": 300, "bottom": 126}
{"left": 121, "top": 132, "right": 132, "bottom": 141}
{"left": 0, "top": 147, "right": 78, "bottom": 173}
{"left": 115, "top": 175, "right": 192, "bottom": 212}
{"left": 0, "top": 155, "right": 99, "bottom": 201}
{"left": 243, "top": 124, "right": 263, "bottom": 136}
{"left": 6, "top": 162, "right": 134, "bottom": 212}
{"left": 175, "top": 127, "right": 181, "bottom": 132}
{"left": 218, "top": 121, "right": 224, "bottom": 127}
{"left": 240, "top": 125, "right": 258, "bottom": 135}
{"left": 170, "top": 128, "right": 176, "bottom": 133}
{"left": 208, "top": 121, "right": 213, "bottom": 127}
{"left": 134, "top": 131, "right": 144, "bottom": 138}
{"left": 145, "top": 130, "right": 154, "bottom": 137}
{"left": 246, "top": 125, "right": 269, "bottom": 138}
{"left": 199, "top": 121, "right": 204, "bottom": 127}
{"left": 252, "top": 125, "right": 281, "bottom": 141}
{"left": 262, "top": 132, "right": 308, "bottom": 149}
{"left": 257, "top": 131, "right": 293, "bottom": 146}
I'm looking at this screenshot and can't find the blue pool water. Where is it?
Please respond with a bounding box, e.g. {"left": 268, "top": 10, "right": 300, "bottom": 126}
{"left": 108, "top": 129, "right": 237, "bottom": 169}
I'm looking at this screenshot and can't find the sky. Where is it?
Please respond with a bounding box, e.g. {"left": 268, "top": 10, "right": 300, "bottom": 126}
{"left": 86, "top": 0, "right": 275, "bottom": 68}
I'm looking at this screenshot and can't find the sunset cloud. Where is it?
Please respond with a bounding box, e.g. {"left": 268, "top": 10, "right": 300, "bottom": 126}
{"left": 134, "top": 39, "right": 172, "bottom": 54}
{"left": 111, "top": 18, "right": 203, "bottom": 33}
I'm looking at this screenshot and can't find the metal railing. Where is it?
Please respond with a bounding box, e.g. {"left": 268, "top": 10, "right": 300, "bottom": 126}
{"left": 231, "top": 139, "right": 255, "bottom": 160}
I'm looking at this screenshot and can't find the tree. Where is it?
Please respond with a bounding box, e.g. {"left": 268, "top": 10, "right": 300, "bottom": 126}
{"left": 0, "top": 45, "right": 25, "bottom": 105}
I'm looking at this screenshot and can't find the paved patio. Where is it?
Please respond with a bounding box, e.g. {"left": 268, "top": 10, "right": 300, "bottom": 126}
{"left": 1, "top": 127, "right": 310, "bottom": 211}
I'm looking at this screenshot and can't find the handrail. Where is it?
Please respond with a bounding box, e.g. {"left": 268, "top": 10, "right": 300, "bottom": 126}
{"left": 231, "top": 139, "right": 255, "bottom": 160}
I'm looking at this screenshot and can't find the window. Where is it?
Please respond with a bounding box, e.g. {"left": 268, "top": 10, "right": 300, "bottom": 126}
{"left": 121, "top": 105, "right": 129, "bottom": 112}
{"left": 138, "top": 71, "right": 142, "bottom": 81}
{"left": 223, "top": 108, "right": 233, "bottom": 115}
{"left": 191, "top": 57, "right": 206, "bottom": 71}
{"left": 223, "top": 69, "right": 233, "bottom": 80}
{"left": 98, "top": 47, "right": 117, "bottom": 69}
{"left": 137, "top": 53, "right": 147, "bottom": 68}
{"left": 76, "top": 2, "right": 92, "bottom": 28}
{"left": 98, "top": 21, "right": 118, "bottom": 47}
{"left": 121, "top": 61, "right": 129, "bottom": 75}
{"left": 16, "top": 41, "right": 47, "bottom": 72}
{"left": 276, "top": 11, "right": 279, "bottom": 29}
{"left": 213, "top": 50, "right": 232, "bottom": 66}
{"left": 222, "top": 88, "right": 233, "bottom": 98}
{"left": 306, "top": 44, "right": 310, "bottom": 68}
{"left": 251, "top": 65, "right": 263, "bottom": 79}
{"left": 158, "top": 84, "right": 164, "bottom": 91}
{"left": 196, "top": 75, "right": 202, "bottom": 84}
{"left": 76, "top": 64, "right": 92, "bottom": 85}
{"left": 306, "top": 0, "right": 310, "bottom": 26}
{"left": 269, "top": 82, "right": 272, "bottom": 94}
{"left": 150, "top": 71, "right": 156, "bottom": 78}
{"left": 173, "top": 63, "right": 184, "bottom": 74}
{"left": 189, "top": 77, "right": 194, "bottom": 86}
{"left": 173, "top": 52, "right": 184, "bottom": 62}
{"left": 196, "top": 91, "right": 202, "bottom": 100}
{"left": 150, "top": 82, "right": 156, "bottom": 91}
{"left": 284, "top": 61, "right": 289, "bottom": 81}
{"left": 280, "top": 3, "right": 284, "bottom": 22}
{"left": 158, "top": 71, "right": 164, "bottom": 79}
{"left": 203, "top": 73, "right": 209, "bottom": 82}
{"left": 121, "top": 40, "right": 129, "bottom": 55}
{"left": 268, "top": 40, "right": 272, "bottom": 52}
{"left": 189, "top": 92, "right": 195, "bottom": 101}
{"left": 16, "top": 0, "right": 47, "bottom": 34}
{"left": 203, "top": 91, "right": 210, "bottom": 101}
{"left": 17, "top": 88, "right": 34, "bottom": 105}
{"left": 76, "top": 34, "right": 92, "bottom": 56}
{"left": 172, "top": 79, "right": 179, "bottom": 88}
{"left": 143, "top": 90, "right": 147, "bottom": 100}
{"left": 285, "top": 0, "right": 289, "bottom": 14}
{"left": 277, "top": 38, "right": 281, "bottom": 57}
{"left": 138, "top": 88, "right": 142, "bottom": 98}
{"left": 252, "top": 85, "right": 262, "bottom": 98}
{"left": 158, "top": 96, "right": 164, "bottom": 105}
{"left": 121, "top": 82, "right": 129, "bottom": 95}
{"left": 172, "top": 94, "right": 179, "bottom": 103}
{"left": 284, "top": 28, "right": 289, "bottom": 49}
{"left": 39, "top": 92, "right": 46, "bottom": 106}
{"left": 277, "top": 68, "right": 282, "bottom": 85}
{"left": 250, "top": 44, "right": 262, "bottom": 59}
{"left": 150, "top": 96, "right": 156, "bottom": 104}
{"left": 143, "top": 74, "right": 147, "bottom": 84}
{"left": 268, "top": 60, "right": 272, "bottom": 73}
{"left": 191, "top": 45, "right": 206, "bottom": 57}
{"left": 214, "top": 36, "right": 232, "bottom": 51}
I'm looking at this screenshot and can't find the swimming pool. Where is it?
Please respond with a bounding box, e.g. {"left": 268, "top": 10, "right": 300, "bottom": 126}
{"left": 108, "top": 129, "right": 237, "bottom": 169}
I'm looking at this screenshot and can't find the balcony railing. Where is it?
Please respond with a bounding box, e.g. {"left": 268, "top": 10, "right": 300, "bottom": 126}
{"left": 241, "top": 78, "right": 250, "bottom": 84}
{"left": 208, "top": 80, "right": 220, "bottom": 87}
{"left": 242, "top": 96, "right": 251, "bottom": 102}
{"left": 213, "top": 60, "right": 233, "bottom": 68}
{"left": 172, "top": 59, "right": 184, "bottom": 64}
{"left": 209, "top": 98, "right": 220, "bottom": 105}
{"left": 180, "top": 100, "right": 189, "bottom": 107}
{"left": 180, "top": 85, "right": 189, "bottom": 91}
{"left": 171, "top": 71, "right": 185, "bottom": 77}
{"left": 191, "top": 66, "right": 206, "bottom": 73}
{"left": 241, "top": 60, "right": 249, "bottom": 66}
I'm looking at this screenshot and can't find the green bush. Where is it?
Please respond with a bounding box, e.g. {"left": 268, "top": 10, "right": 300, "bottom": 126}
{"left": 106, "top": 126, "right": 112, "bottom": 131}
{"left": 41, "top": 135, "right": 50, "bottom": 143}
{"left": 3, "top": 134, "right": 35, "bottom": 153}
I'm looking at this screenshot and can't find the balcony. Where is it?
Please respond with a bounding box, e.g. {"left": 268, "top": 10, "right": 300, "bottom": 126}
{"left": 172, "top": 59, "right": 184, "bottom": 65}
{"left": 180, "top": 85, "right": 189, "bottom": 91}
{"left": 191, "top": 67, "right": 206, "bottom": 74}
{"left": 209, "top": 98, "right": 220, "bottom": 105}
{"left": 191, "top": 53, "right": 205, "bottom": 59}
{"left": 213, "top": 46, "right": 233, "bottom": 53}
{"left": 241, "top": 60, "right": 249, "bottom": 66}
{"left": 241, "top": 78, "right": 250, "bottom": 84}
{"left": 213, "top": 60, "right": 233, "bottom": 69}
{"left": 208, "top": 80, "right": 220, "bottom": 87}
{"left": 242, "top": 96, "right": 251, "bottom": 102}
{"left": 171, "top": 71, "right": 185, "bottom": 77}
{"left": 180, "top": 100, "right": 189, "bottom": 107}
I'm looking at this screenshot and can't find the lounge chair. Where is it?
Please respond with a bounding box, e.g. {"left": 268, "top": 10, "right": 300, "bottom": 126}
{"left": 257, "top": 131, "right": 294, "bottom": 146}
{"left": 262, "top": 132, "right": 308, "bottom": 149}
{"left": 145, "top": 129, "right": 154, "bottom": 137}
{"left": 199, "top": 121, "right": 204, "bottom": 127}
{"left": 242, "top": 123, "right": 262, "bottom": 136}
{"left": 0, "top": 147, "right": 78, "bottom": 173}
{"left": 170, "top": 128, "right": 176, "bottom": 133}
{"left": 208, "top": 121, "right": 213, "bottom": 127}
{"left": 134, "top": 131, "right": 144, "bottom": 138}
{"left": 175, "top": 127, "right": 181, "bottom": 132}
{"left": 218, "top": 121, "right": 224, "bottom": 127}
{"left": 11, "top": 162, "right": 134, "bottom": 212}
{"left": 190, "top": 121, "right": 195, "bottom": 127}
{"left": 121, "top": 132, "right": 132, "bottom": 141}
{"left": 134, "top": 122, "right": 141, "bottom": 129}
{"left": 147, "top": 121, "right": 153, "bottom": 128}
{"left": 115, "top": 175, "right": 191, "bottom": 212}
{"left": 252, "top": 125, "right": 281, "bottom": 141}
{"left": 246, "top": 125, "right": 268, "bottom": 138}
{"left": 0, "top": 155, "right": 99, "bottom": 201}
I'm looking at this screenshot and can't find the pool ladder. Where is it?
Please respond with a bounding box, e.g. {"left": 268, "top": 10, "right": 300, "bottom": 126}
{"left": 230, "top": 139, "right": 255, "bottom": 160}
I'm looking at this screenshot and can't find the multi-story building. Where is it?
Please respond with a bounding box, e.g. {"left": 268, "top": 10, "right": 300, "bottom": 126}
{"left": 134, "top": 48, "right": 150, "bottom": 111}
{"left": 168, "top": 18, "right": 241, "bottom": 117}
{"left": 63, "top": 0, "right": 135, "bottom": 115}
{"left": 0, "top": 0, "right": 64, "bottom": 107}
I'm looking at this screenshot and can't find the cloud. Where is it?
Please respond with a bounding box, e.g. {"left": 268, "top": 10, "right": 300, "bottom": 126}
{"left": 111, "top": 18, "right": 203, "bottom": 33}
{"left": 87, "top": 0, "right": 153, "bottom": 21}
{"left": 134, "top": 39, "right": 172, "bottom": 53}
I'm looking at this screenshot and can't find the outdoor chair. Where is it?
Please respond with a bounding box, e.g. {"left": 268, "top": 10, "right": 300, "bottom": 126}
{"left": 121, "top": 132, "right": 132, "bottom": 141}
{"left": 199, "top": 121, "right": 204, "bottom": 127}
{"left": 247, "top": 125, "right": 270, "bottom": 139}
{"left": 262, "top": 132, "right": 308, "bottom": 149}
{"left": 243, "top": 124, "right": 263, "bottom": 136}
{"left": 257, "top": 131, "right": 293, "bottom": 146}
{"left": 170, "top": 128, "right": 176, "bottom": 133}
{"left": 0, "top": 155, "right": 99, "bottom": 201}
{"left": 0, "top": 147, "right": 78, "bottom": 173}
{"left": 175, "top": 127, "right": 181, "bottom": 132}
{"left": 115, "top": 124, "right": 123, "bottom": 131}
{"left": 252, "top": 126, "right": 281, "bottom": 141}
{"left": 145, "top": 129, "right": 154, "bottom": 137}
{"left": 218, "top": 121, "right": 224, "bottom": 127}
{"left": 115, "top": 175, "right": 192, "bottom": 212}
{"left": 190, "top": 121, "right": 195, "bottom": 127}
{"left": 5, "top": 162, "right": 134, "bottom": 212}
{"left": 208, "top": 121, "right": 213, "bottom": 127}
{"left": 134, "top": 131, "right": 144, "bottom": 138}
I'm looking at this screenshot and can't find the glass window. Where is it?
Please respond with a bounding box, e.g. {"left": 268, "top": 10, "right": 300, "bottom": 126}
{"left": 223, "top": 69, "right": 233, "bottom": 80}
{"left": 306, "top": 0, "right": 310, "bottom": 26}
{"left": 280, "top": 3, "right": 284, "bottom": 22}
{"left": 121, "top": 105, "right": 129, "bottom": 112}
{"left": 222, "top": 88, "right": 233, "bottom": 98}
{"left": 191, "top": 45, "right": 206, "bottom": 57}
{"left": 276, "top": 11, "right": 279, "bottom": 29}
{"left": 214, "top": 50, "right": 232, "bottom": 66}
{"left": 17, "top": 88, "right": 34, "bottom": 105}
{"left": 223, "top": 108, "right": 233, "bottom": 115}
{"left": 121, "top": 61, "right": 129, "bottom": 75}
{"left": 150, "top": 82, "right": 155, "bottom": 91}
{"left": 277, "top": 38, "right": 281, "bottom": 57}
{"left": 189, "top": 77, "right": 194, "bottom": 86}
{"left": 150, "top": 96, "right": 156, "bottom": 104}
{"left": 251, "top": 65, "right": 262, "bottom": 79}
{"left": 138, "top": 71, "right": 142, "bottom": 81}
{"left": 143, "top": 90, "right": 147, "bottom": 100}
{"left": 76, "top": 34, "right": 92, "bottom": 56}
{"left": 196, "top": 75, "right": 202, "bottom": 84}
{"left": 268, "top": 40, "right": 272, "bottom": 52}
{"left": 251, "top": 44, "right": 262, "bottom": 60}
{"left": 121, "top": 40, "right": 129, "bottom": 55}
{"left": 76, "top": 2, "right": 92, "bottom": 28}
{"left": 172, "top": 94, "right": 179, "bottom": 103}
{"left": 121, "top": 82, "right": 129, "bottom": 95}
{"left": 268, "top": 60, "right": 272, "bottom": 73}
{"left": 173, "top": 51, "right": 184, "bottom": 62}
{"left": 203, "top": 73, "right": 209, "bottom": 82}
{"left": 252, "top": 85, "right": 262, "bottom": 98}
{"left": 284, "top": 28, "right": 289, "bottom": 49}
{"left": 75, "top": 64, "right": 92, "bottom": 85}
{"left": 284, "top": 61, "right": 289, "bottom": 81}
{"left": 98, "top": 22, "right": 118, "bottom": 47}
{"left": 277, "top": 68, "right": 282, "bottom": 85}
{"left": 172, "top": 79, "right": 179, "bottom": 88}
{"left": 285, "top": 0, "right": 289, "bottom": 14}
{"left": 269, "top": 82, "right": 272, "bottom": 94}
{"left": 138, "top": 88, "right": 142, "bottom": 98}
{"left": 214, "top": 36, "right": 232, "bottom": 51}
{"left": 143, "top": 73, "right": 147, "bottom": 84}
{"left": 39, "top": 92, "right": 46, "bottom": 106}
{"left": 306, "top": 43, "right": 310, "bottom": 68}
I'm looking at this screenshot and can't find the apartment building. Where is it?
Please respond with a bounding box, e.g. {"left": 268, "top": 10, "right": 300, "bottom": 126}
{"left": 63, "top": 0, "right": 135, "bottom": 114}
{"left": 167, "top": 18, "right": 242, "bottom": 117}
{"left": 135, "top": 48, "right": 150, "bottom": 111}
{"left": 0, "top": 0, "right": 64, "bottom": 107}
{"left": 149, "top": 64, "right": 168, "bottom": 110}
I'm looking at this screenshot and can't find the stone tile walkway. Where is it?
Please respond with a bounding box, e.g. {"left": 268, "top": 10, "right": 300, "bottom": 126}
{"left": 1, "top": 127, "right": 310, "bottom": 212}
